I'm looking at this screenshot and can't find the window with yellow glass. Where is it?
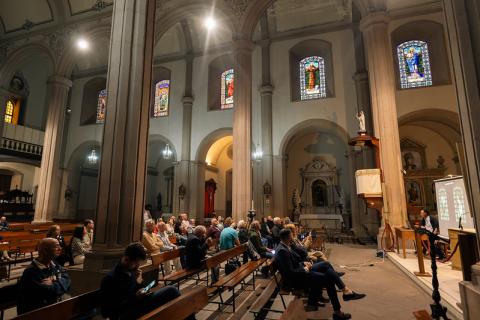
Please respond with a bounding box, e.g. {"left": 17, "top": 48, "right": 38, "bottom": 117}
{"left": 4, "top": 99, "right": 20, "bottom": 124}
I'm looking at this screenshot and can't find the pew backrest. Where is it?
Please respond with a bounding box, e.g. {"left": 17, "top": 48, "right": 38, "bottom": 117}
{"left": 205, "top": 244, "right": 246, "bottom": 269}
{"left": 138, "top": 286, "right": 208, "bottom": 320}
{"left": 151, "top": 248, "right": 182, "bottom": 266}
{"left": 13, "top": 290, "right": 101, "bottom": 320}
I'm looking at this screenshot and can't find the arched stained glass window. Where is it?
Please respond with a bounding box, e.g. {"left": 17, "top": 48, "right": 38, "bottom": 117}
{"left": 453, "top": 187, "right": 467, "bottom": 223}
{"left": 438, "top": 189, "right": 449, "bottom": 221}
{"left": 300, "top": 56, "right": 326, "bottom": 100}
{"left": 221, "top": 69, "right": 234, "bottom": 109}
{"left": 397, "top": 40, "right": 433, "bottom": 89}
{"left": 96, "top": 89, "right": 107, "bottom": 124}
{"left": 153, "top": 80, "right": 170, "bottom": 117}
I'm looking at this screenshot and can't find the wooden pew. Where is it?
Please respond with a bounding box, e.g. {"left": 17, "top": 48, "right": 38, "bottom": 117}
{"left": 151, "top": 248, "right": 204, "bottom": 288}
{"left": 12, "top": 285, "right": 208, "bottom": 320}
{"left": 138, "top": 286, "right": 208, "bottom": 320}
{"left": 13, "top": 290, "right": 101, "bottom": 320}
{"left": 279, "top": 299, "right": 308, "bottom": 320}
{"left": 205, "top": 244, "right": 267, "bottom": 312}
{"left": 0, "top": 283, "right": 18, "bottom": 320}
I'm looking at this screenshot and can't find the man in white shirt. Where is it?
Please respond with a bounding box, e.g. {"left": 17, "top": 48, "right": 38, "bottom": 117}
{"left": 157, "top": 222, "right": 182, "bottom": 273}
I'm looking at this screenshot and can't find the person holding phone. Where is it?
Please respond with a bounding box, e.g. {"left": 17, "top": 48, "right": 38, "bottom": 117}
{"left": 100, "top": 242, "right": 190, "bottom": 320}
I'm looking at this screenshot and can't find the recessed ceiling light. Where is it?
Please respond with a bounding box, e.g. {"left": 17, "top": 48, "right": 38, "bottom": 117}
{"left": 77, "top": 38, "right": 90, "bottom": 51}
{"left": 204, "top": 16, "right": 217, "bottom": 30}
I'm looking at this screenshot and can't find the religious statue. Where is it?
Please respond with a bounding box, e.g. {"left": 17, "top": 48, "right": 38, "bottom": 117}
{"left": 291, "top": 188, "right": 301, "bottom": 222}
{"left": 356, "top": 110, "right": 366, "bottom": 133}
{"left": 403, "top": 152, "right": 417, "bottom": 170}
{"left": 407, "top": 182, "right": 419, "bottom": 203}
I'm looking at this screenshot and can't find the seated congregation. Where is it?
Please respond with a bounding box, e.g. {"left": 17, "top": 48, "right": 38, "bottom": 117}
{"left": 1, "top": 213, "right": 367, "bottom": 319}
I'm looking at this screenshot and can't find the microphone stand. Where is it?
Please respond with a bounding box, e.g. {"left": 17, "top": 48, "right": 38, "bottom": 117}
{"left": 415, "top": 228, "right": 450, "bottom": 320}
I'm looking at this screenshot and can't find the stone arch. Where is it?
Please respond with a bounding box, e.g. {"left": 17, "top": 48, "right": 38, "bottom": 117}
{"left": 195, "top": 127, "right": 233, "bottom": 163}
{"left": 279, "top": 119, "right": 350, "bottom": 156}
{"left": 0, "top": 43, "right": 55, "bottom": 88}
{"left": 240, "top": 0, "right": 368, "bottom": 40}
{"left": 148, "top": 134, "right": 178, "bottom": 163}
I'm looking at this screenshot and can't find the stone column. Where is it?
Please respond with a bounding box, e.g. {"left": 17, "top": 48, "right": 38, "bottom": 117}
{"left": 232, "top": 39, "right": 254, "bottom": 222}
{"left": 33, "top": 76, "right": 72, "bottom": 223}
{"left": 273, "top": 155, "right": 287, "bottom": 216}
{"left": 174, "top": 53, "right": 194, "bottom": 214}
{"left": 360, "top": 12, "right": 407, "bottom": 228}
{"left": 84, "top": 0, "right": 156, "bottom": 270}
{"left": 444, "top": 1, "right": 480, "bottom": 318}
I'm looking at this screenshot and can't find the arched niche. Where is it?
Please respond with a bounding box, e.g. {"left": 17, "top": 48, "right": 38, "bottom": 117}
{"left": 289, "top": 39, "right": 335, "bottom": 101}
{"left": 391, "top": 20, "right": 451, "bottom": 88}
{"left": 81, "top": 77, "right": 106, "bottom": 125}
{"left": 207, "top": 54, "right": 234, "bottom": 111}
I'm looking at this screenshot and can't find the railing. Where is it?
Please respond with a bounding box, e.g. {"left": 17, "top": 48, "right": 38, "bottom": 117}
{"left": 1, "top": 137, "right": 43, "bottom": 156}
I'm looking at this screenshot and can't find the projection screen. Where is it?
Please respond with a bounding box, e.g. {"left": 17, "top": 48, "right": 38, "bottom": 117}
{"left": 434, "top": 176, "right": 475, "bottom": 238}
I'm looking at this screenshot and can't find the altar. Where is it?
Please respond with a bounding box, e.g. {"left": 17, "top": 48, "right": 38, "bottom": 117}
{"left": 299, "top": 213, "right": 343, "bottom": 230}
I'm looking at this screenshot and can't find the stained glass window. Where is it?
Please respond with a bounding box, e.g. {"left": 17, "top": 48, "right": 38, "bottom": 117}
{"left": 453, "top": 187, "right": 467, "bottom": 223}
{"left": 300, "top": 56, "right": 326, "bottom": 100}
{"left": 153, "top": 80, "right": 170, "bottom": 117}
{"left": 96, "top": 89, "right": 107, "bottom": 124}
{"left": 438, "top": 189, "right": 449, "bottom": 221}
{"left": 397, "top": 40, "right": 433, "bottom": 89}
{"left": 221, "top": 69, "right": 234, "bottom": 109}
{"left": 4, "top": 100, "right": 14, "bottom": 123}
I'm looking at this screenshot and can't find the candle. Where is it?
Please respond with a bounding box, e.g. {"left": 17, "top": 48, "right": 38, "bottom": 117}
{"left": 251, "top": 200, "right": 254, "bottom": 210}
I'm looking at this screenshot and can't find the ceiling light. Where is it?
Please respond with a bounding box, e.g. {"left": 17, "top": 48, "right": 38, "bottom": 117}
{"left": 77, "top": 38, "right": 90, "bottom": 51}
{"left": 204, "top": 16, "right": 217, "bottom": 30}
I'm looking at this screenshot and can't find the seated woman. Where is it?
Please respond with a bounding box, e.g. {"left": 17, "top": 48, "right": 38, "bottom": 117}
{"left": 248, "top": 221, "right": 274, "bottom": 259}
{"left": 46, "top": 224, "right": 68, "bottom": 266}
{"left": 284, "top": 224, "right": 366, "bottom": 301}
{"left": 71, "top": 226, "right": 91, "bottom": 265}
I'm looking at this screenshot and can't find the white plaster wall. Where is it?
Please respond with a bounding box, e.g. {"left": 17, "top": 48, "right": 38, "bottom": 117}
{"left": 0, "top": 162, "right": 40, "bottom": 192}
{"left": 270, "top": 29, "right": 358, "bottom": 156}
{"left": 399, "top": 124, "right": 459, "bottom": 175}
{"left": 19, "top": 55, "right": 53, "bottom": 130}
{"left": 389, "top": 12, "right": 458, "bottom": 118}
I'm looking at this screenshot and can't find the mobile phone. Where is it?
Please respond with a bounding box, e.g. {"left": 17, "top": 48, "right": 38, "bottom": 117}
{"left": 141, "top": 280, "right": 156, "bottom": 294}
{"left": 271, "top": 250, "right": 276, "bottom": 255}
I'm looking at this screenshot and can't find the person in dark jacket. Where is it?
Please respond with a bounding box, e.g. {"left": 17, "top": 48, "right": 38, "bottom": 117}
{"left": 237, "top": 220, "right": 250, "bottom": 263}
{"left": 248, "top": 221, "right": 274, "bottom": 259}
{"left": 100, "top": 242, "right": 189, "bottom": 320}
{"left": 0, "top": 216, "right": 8, "bottom": 231}
{"left": 271, "top": 217, "right": 283, "bottom": 246}
{"left": 419, "top": 209, "right": 444, "bottom": 259}
{"left": 275, "top": 229, "right": 351, "bottom": 320}
{"left": 17, "top": 238, "right": 71, "bottom": 314}
{"left": 46, "top": 224, "right": 68, "bottom": 266}
{"left": 260, "top": 217, "right": 274, "bottom": 248}
{"left": 185, "top": 226, "right": 212, "bottom": 270}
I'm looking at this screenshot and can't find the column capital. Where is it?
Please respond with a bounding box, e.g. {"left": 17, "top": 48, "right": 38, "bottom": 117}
{"left": 182, "top": 95, "right": 194, "bottom": 106}
{"left": 257, "top": 39, "right": 271, "bottom": 48}
{"left": 233, "top": 39, "right": 255, "bottom": 53}
{"left": 259, "top": 85, "right": 274, "bottom": 95}
{"left": 47, "top": 75, "right": 72, "bottom": 88}
{"left": 359, "top": 11, "right": 390, "bottom": 33}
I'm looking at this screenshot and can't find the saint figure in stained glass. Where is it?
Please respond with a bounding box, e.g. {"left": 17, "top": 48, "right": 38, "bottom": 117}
{"left": 96, "top": 89, "right": 107, "bottom": 124}
{"left": 397, "top": 40, "right": 432, "bottom": 89}
{"left": 221, "top": 69, "right": 234, "bottom": 109}
{"left": 453, "top": 187, "right": 467, "bottom": 223}
{"left": 153, "top": 80, "right": 170, "bottom": 117}
{"left": 300, "top": 56, "right": 326, "bottom": 100}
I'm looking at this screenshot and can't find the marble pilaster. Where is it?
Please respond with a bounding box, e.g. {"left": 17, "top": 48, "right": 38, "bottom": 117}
{"left": 33, "top": 76, "right": 72, "bottom": 223}
{"left": 232, "top": 39, "right": 254, "bottom": 222}
{"left": 84, "top": 0, "right": 156, "bottom": 270}
{"left": 360, "top": 12, "right": 407, "bottom": 228}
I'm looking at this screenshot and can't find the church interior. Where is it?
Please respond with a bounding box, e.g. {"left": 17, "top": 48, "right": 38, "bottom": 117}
{"left": 0, "top": 0, "right": 480, "bottom": 319}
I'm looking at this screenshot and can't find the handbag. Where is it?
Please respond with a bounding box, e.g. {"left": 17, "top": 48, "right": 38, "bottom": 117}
{"left": 225, "top": 258, "right": 241, "bottom": 275}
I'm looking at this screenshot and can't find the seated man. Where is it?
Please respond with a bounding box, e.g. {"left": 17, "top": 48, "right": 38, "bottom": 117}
{"left": 419, "top": 209, "right": 444, "bottom": 259}
{"left": 0, "top": 216, "right": 8, "bottom": 231}
{"left": 157, "top": 221, "right": 182, "bottom": 273}
{"left": 142, "top": 220, "right": 173, "bottom": 275}
{"left": 275, "top": 229, "right": 351, "bottom": 320}
{"left": 83, "top": 219, "right": 94, "bottom": 251}
{"left": 100, "top": 242, "right": 191, "bottom": 320}
{"left": 185, "top": 226, "right": 212, "bottom": 270}
{"left": 207, "top": 218, "right": 221, "bottom": 240}
{"left": 17, "top": 238, "right": 71, "bottom": 314}
{"left": 219, "top": 217, "right": 240, "bottom": 250}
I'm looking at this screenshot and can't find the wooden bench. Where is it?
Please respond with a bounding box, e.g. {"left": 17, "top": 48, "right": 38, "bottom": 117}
{"left": 249, "top": 278, "right": 282, "bottom": 319}
{"left": 13, "top": 290, "right": 101, "bottom": 320}
{"left": 279, "top": 298, "right": 308, "bottom": 320}
{"left": 12, "top": 285, "right": 208, "bottom": 320}
{"left": 206, "top": 244, "right": 267, "bottom": 312}
{"left": 0, "top": 256, "right": 33, "bottom": 281}
{"left": 270, "top": 260, "right": 307, "bottom": 310}
{"left": 138, "top": 286, "right": 208, "bottom": 320}
{"left": 151, "top": 248, "right": 203, "bottom": 289}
